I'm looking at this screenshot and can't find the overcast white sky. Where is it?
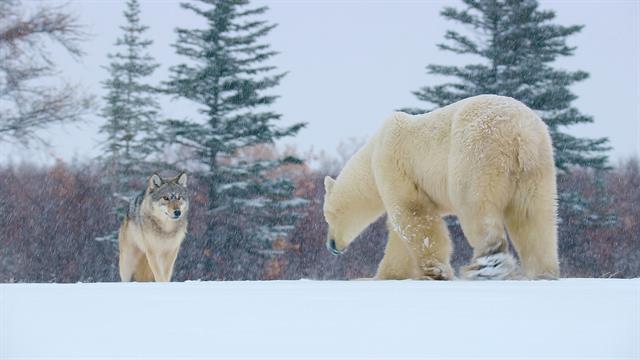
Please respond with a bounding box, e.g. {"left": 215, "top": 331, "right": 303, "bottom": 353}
{"left": 3, "top": 0, "right": 639, "bottom": 165}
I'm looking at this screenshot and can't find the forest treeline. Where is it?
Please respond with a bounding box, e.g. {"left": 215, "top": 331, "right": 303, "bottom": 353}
{"left": 0, "top": 153, "right": 638, "bottom": 282}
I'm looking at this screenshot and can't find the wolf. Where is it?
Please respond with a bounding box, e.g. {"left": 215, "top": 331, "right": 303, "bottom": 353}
{"left": 119, "top": 172, "right": 189, "bottom": 282}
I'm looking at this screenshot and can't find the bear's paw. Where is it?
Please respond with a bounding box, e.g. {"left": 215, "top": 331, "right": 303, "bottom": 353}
{"left": 418, "top": 261, "right": 454, "bottom": 280}
{"left": 460, "top": 253, "right": 521, "bottom": 280}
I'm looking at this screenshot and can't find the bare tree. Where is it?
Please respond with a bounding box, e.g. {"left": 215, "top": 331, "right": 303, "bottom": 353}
{"left": 0, "top": 0, "right": 93, "bottom": 145}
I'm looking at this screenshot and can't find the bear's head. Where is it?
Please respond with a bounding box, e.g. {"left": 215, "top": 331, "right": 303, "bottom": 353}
{"left": 323, "top": 175, "right": 358, "bottom": 256}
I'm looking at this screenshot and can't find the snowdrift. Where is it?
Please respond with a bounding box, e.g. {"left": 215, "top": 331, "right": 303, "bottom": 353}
{"left": 2, "top": 279, "right": 638, "bottom": 359}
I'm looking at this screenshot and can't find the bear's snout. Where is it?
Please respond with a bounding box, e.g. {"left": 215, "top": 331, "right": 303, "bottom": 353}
{"left": 326, "top": 239, "right": 344, "bottom": 256}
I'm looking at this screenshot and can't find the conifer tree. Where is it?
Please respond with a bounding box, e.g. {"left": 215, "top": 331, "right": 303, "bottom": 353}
{"left": 410, "top": 0, "right": 608, "bottom": 171}
{"left": 409, "top": 0, "right": 612, "bottom": 226}
{"left": 165, "top": 0, "right": 305, "bottom": 279}
{"left": 99, "top": 0, "right": 161, "bottom": 240}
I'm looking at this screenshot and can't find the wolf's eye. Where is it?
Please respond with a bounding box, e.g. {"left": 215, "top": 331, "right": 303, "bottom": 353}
{"left": 176, "top": 195, "right": 181, "bottom": 200}
{"left": 162, "top": 196, "right": 170, "bottom": 201}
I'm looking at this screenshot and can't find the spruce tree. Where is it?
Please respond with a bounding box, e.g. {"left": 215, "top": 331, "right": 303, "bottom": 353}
{"left": 165, "top": 0, "right": 305, "bottom": 279}
{"left": 98, "top": 0, "right": 161, "bottom": 240}
{"left": 409, "top": 0, "right": 611, "bottom": 226}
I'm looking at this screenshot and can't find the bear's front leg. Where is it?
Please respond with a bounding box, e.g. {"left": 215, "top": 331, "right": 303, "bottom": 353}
{"left": 375, "top": 220, "right": 418, "bottom": 280}
{"left": 373, "top": 152, "right": 454, "bottom": 280}
{"left": 386, "top": 202, "right": 454, "bottom": 280}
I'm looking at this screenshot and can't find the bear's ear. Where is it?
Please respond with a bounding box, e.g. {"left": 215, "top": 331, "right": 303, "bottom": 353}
{"left": 148, "top": 173, "right": 163, "bottom": 191}
{"left": 324, "top": 176, "right": 335, "bottom": 194}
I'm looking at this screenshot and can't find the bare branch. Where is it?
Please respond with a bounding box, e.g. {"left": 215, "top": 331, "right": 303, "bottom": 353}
{"left": 0, "top": 0, "right": 93, "bottom": 146}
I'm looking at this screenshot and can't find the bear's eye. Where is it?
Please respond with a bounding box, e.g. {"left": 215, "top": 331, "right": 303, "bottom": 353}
{"left": 162, "top": 196, "right": 170, "bottom": 201}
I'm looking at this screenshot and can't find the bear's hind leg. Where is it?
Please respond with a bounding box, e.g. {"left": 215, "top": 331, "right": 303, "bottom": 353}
{"left": 505, "top": 174, "right": 559, "bottom": 279}
{"left": 450, "top": 154, "right": 520, "bottom": 280}
{"left": 458, "top": 211, "right": 520, "bottom": 280}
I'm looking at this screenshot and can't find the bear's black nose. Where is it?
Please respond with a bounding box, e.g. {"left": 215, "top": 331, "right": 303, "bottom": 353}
{"left": 327, "top": 239, "right": 343, "bottom": 256}
{"left": 173, "top": 209, "right": 181, "bottom": 217}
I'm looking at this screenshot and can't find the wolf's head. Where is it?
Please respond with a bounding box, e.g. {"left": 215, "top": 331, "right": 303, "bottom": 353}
{"left": 146, "top": 172, "right": 189, "bottom": 221}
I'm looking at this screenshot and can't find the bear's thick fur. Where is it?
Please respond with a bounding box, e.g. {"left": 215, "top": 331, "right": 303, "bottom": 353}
{"left": 323, "top": 95, "right": 559, "bottom": 280}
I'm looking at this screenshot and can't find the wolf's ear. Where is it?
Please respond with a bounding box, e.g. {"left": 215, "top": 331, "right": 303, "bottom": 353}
{"left": 148, "top": 173, "right": 162, "bottom": 190}
{"left": 176, "top": 172, "right": 187, "bottom": 187}
{"left": 324, "top": 176, "right": 335, "bottom": 194}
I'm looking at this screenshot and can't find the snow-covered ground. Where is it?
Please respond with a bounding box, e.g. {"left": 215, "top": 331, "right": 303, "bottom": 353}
{"left": 2, "top": 279, "right": 638, "bottom": 359}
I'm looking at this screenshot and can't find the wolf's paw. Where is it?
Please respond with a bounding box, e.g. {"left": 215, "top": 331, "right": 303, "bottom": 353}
{"left": 460, "top": 253, "right": 521, "bottom": 280}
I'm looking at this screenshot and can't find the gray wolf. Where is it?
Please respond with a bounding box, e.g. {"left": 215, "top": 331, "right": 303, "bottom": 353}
{"left": 119, "top": 172, "right": 189, "bottom": 282}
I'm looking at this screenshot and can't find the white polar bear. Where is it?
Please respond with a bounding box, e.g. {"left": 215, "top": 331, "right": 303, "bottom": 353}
{"left": 323, "top": 95, "right": 559, "bottom": 280}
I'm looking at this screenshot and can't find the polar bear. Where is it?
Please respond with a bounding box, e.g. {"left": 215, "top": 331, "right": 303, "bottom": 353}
{"left": 323, "top": 95, "right": 559, "bottom": 280}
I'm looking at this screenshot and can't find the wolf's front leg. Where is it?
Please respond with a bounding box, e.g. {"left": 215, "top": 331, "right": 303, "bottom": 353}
{"left": 119, "top": 239, "right": 143, "bottom": 282}
{"left": 164, "top": 247, "right": 180, "bottom": 281}
{"left": 146, "top": 251, "right": 171, "bottom": 282}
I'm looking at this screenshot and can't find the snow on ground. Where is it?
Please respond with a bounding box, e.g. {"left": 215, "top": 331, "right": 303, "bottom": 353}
{"left": 1, "top": 279, "right": 638, "bottom": 359}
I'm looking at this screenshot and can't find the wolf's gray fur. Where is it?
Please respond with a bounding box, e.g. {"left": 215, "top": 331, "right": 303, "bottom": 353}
{"left": 127, "top": 178, "right": 189, "bottom": 224}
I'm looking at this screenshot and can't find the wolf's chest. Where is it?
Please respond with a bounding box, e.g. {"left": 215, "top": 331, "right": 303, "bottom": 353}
{"left": 131, "top": 220, "right": 187, "bottom": 251}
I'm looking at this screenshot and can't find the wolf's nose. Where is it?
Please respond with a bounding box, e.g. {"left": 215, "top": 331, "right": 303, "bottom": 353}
{"left": 173, "top": 209, "right": 181, "bottom": 217}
